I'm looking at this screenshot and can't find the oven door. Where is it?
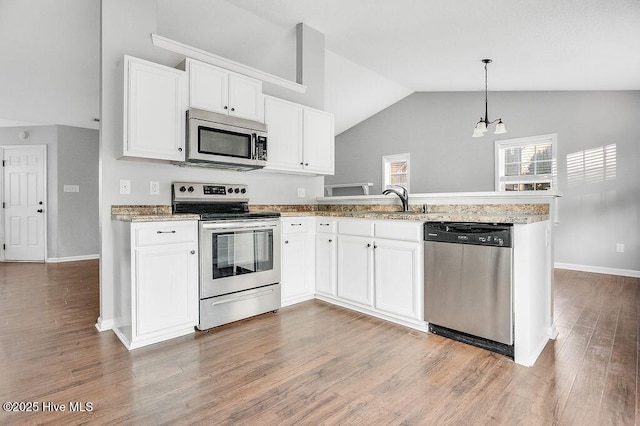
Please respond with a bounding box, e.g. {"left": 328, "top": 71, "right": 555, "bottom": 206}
{"left": 199, "top": 219, "right": 281, "bottom": 298}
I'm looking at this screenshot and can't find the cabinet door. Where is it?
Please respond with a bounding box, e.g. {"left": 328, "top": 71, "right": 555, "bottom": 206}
{"left": 124, "top": 56, "right": 186, "bottom": 161}
{"left": 188, "top": 60, "right": 229, "bottom": 114}
{"left": 303, "top": 108, "right": 334, "bottom": 175}
{"left": 315, "top": 233, "right": 337, "bottom": 296}
{"left": 228, "top": 74, "right": 262, "bottom": 121}
{"left": 264, "top": 97, "right": 303, "bottom": 172}
{"left": 337, "top": 235, "right": 373, "bottom": 306}
{"left": 135, "top": 242, "right": 198, "bottom": 336}
{"left": 281, "top": 233, "right": 313, "bottom": 303}
{"left": 374, "top": 239, "right": 422, "bottom": 320}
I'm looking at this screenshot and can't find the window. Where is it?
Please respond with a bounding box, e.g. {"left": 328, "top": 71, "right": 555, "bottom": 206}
{"left": 495, "top": 134, "right": 557, "bottom": 191}
{"left": 382, "top": 153, "right": 410, "bottom": 191}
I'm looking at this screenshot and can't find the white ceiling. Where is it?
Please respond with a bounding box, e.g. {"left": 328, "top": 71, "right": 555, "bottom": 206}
{"left": 231, "top": 0, "right": 640, "bottom": 91}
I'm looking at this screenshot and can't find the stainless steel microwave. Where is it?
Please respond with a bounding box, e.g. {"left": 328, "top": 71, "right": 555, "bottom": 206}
{"left": 182, "top": 108, "right": 267, "bottom": 171}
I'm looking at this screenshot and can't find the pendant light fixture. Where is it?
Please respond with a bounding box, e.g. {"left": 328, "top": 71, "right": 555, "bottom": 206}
{"left": 472, "top": 59, "right": 507, "bottom": 137}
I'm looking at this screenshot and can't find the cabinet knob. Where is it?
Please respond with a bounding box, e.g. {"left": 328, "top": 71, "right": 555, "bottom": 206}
{"left": 374, "top": 245, "right": 378, "bottom": 249}
{"left": 284, "top": 240, "right": 289, "bottom": 244}
{"left": 178, "top": 147, "right": 183, "bottom": 152}
{"left": 305, "top": 163, "right": 309, "bottom": 166}
{"left": 224, "top": 106, "right": 228, "bottom": 110}
{"left": 299, "top": 162, "right": 304, "bottom": 165}
{"left": 367, "top": 243, "right": 371, "bottom": 247}
{"left": 231, "top": 107, "right": 235, "bottom": 112}
{"left": 190, "top": 250, "right": 196, "bottom": 254}
{"left": 328, "top": 239, "right": 332, "bottom": 243}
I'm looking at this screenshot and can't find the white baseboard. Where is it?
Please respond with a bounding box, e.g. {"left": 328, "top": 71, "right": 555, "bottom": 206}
{"left": 554, "top": 262, "right": 640, "bottom": 278}
{"left": 95, "top": 317, "right": 114, "bottom": 332}
{"left": 47, "top": 254, "right": 99, "bottom": 263}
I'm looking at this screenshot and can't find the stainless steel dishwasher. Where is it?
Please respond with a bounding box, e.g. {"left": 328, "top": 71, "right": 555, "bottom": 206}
{"left": 424, "top": 222, "right": 513, "bottom": 358}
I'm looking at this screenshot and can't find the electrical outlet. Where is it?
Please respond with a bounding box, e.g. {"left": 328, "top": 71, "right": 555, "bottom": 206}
{"left": 297, "top": 188, "right": 306, "bottom": 198}
{"left": 150, "top": 181, "right": 160, "bottom": 195}
{"left": 119, "top": 179, "right": 131, "bottom": 195}
{"left": 616, "top": 243, "right": 625, "bottom": 253}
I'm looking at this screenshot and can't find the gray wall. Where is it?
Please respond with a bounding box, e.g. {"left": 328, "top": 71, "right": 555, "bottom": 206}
{"left": 99, "top": 0, "right": 328, "bottom": 325}
{"left": 56, "top": 125, "right": 99, "bottom": 257}
{"left": 330, "top": 91, "right": 640, "bottom": 272}
{"left": 0, "top": 125, "right": 99, "bottom": 260}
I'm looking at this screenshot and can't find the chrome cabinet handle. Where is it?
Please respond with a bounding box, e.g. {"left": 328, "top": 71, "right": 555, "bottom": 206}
{"left": 157, "top": 230, "right": 176, "bottom": 234}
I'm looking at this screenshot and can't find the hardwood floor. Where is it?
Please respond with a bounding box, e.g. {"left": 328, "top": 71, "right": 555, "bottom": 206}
{"left": 0, "top": 261, "right": 637, "bottom": 425}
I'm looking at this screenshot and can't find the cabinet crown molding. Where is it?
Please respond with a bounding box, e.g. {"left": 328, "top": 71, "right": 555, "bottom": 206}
{"left": 151, "top": 33, "right": 307, "bottom": 94}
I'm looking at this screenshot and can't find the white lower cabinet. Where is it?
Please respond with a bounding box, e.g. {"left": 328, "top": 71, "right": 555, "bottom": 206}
{"left": 331, "top": 219, "right": 424, "bottom": 326}
{"left": 374, "top": 238, "right": 422, "bottom": 320}
{"left": 112, "top": 220, "right": 199, "bottom": 349}
{"left": 337, "top": 235, "right": 374, "bottom": 307}
{"left": 315, "top": 219, "right": 337, "bottom": 297}
{"left": 281, "top": 217, "right": 315, "bottom": 306}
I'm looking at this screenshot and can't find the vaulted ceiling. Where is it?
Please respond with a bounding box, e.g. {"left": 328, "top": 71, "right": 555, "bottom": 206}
{"left": 232, "top": 0, "right": 640, "bottom": 91}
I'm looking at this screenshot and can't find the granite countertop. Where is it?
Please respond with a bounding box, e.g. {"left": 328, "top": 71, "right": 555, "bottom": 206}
{"left": 112, "top": 203, "right": 550, "bottom": 224}
{"left": 280, "top": 210, "right": 548, "bottom": 224}
{"left": 111, "top": 205, "right": 200, "bottom": 223}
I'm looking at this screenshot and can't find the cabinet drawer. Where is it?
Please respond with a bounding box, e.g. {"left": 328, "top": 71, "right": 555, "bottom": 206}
{"left": 374, "top": 220, "right": 423, "bottom": 242}
{"left": 135, "top": 221, "right": 198, "bottom": 246}
{"left": 338, "top": 219, "right": 374, "bottom": 237}
{"left": 281, "top": 217, "right": 313, "bottom": 234}
{"left": 316, "top": 219, "right": 337, "bottom": 234}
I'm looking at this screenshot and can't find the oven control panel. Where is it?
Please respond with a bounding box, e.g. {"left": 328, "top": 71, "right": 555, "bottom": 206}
{"left": 172, "top": 182, "right": 249, "bottom": 202}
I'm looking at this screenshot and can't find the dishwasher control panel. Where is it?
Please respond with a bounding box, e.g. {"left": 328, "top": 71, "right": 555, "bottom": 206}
{"left": 424, "top": 222, "right": 512, "bottom": 247}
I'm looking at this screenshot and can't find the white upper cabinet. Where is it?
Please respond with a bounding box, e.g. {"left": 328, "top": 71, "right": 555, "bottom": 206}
{"left": 264, "top": 96, "right": 303, "bottom": 172}
{"left": 264, "top": 95, "right": 335, "bottom": 175}
{"left": 303, "top": 109, "right": 335, "bottom": 174}
{"left": 122, "top": 55, "right": 187, "bottom": 161}
{"left": 183, "top": 59, "right": 262, "bottom": 122}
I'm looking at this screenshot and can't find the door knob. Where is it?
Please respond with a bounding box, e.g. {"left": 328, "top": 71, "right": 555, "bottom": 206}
{"left": 190, "top": 250, "right": 196, "bottom": 254}
{"left": 39, "top": 201, "right": 43, "bottom": 205}
{"left": 37, "top": 209, "right": 43, "bottom": 213}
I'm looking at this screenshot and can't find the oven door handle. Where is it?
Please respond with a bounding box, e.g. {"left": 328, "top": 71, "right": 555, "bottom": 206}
{"left": 210, "top": 287, "right": 275, "bottom": 306}
{"left": 201, "top": 222, "right": 278, "bottom": 231}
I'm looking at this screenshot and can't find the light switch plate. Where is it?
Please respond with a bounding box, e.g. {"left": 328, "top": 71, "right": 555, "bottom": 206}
{"left": 616, "top": 243, "right": 625, "bottom": 253}
{"left": 119, "top": 179, "right": 131, "bottom": 195}
{"left": 63, "top": 185, "right": 80, "bottom": 193}
{"left": 297, "top": 188, "right": 306, "bottom": 198}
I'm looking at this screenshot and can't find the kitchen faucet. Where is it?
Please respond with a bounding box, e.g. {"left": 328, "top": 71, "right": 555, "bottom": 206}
{"left": 382, "top": 185, "right": 409, "bottom": 212}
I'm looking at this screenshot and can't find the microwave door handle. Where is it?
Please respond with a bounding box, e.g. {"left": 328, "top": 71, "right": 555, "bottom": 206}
{"left": 251, "top": 133, "right": 257, "bottom": 160}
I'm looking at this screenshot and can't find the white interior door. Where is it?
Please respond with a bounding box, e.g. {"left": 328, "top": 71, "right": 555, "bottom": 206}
{"left": 2, "top": 146, "right": 46, "bottom": 261}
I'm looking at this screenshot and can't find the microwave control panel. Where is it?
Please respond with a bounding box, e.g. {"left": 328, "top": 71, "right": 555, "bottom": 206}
{"left": 255, "top": 136, "right": 267, "bottom": 161}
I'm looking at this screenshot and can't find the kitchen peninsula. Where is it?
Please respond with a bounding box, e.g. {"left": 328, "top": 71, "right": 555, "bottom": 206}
{"left": 112, "top": 191, "right": 557, "bottom": 366}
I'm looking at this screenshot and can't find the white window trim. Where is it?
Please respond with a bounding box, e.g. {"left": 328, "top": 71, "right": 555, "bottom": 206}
{"left": 494, "top": 134, "right": 558, "bottom": 192}
{"left": 382, "top": 153, "right": 410, "bottom": 192}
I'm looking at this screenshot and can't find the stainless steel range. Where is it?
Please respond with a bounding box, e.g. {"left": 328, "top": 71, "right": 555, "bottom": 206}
{"left": 172, "top": 182, "right": 281, "bottom": 330}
